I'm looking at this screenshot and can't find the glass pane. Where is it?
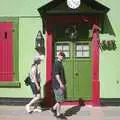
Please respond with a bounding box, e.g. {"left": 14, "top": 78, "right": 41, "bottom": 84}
{"left": 63, "top": 45, "right": 69, "bottom": 50}
{"left": 64, "top": 51, "right": 69, "bottom": 58}
{"left": 57, "top": 45, "right": 62, "bottom": 51}
{"left": 83, "top": 51, "right": 89, "bottom": 57}
{"left": 75, "top": 44, "right": 90, "bottom": 58}
{"left": 76, "top": 45, "right": 82, "bottom": 50}
{"left": 83, "top": 45, "right": 89, "bottom": 50}
{"left": 76, "top": 51, "right": 82, "bottom": 57}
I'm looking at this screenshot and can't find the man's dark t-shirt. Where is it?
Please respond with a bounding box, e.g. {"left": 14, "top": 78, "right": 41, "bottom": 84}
{"left": 52, "top": 60, "right": 65, "bottom": 89}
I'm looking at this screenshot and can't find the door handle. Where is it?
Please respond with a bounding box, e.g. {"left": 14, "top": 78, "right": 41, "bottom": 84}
{"left": 75, "top": 72, "right": 79, "bottom": 76}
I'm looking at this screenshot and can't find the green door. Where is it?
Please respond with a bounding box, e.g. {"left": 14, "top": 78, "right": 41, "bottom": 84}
{"left": 55, "top": 39, "right": 92, "bottom": 101}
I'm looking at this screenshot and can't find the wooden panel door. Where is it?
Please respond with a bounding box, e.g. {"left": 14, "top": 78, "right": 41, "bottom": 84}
{"left": 73, "top": 41, "right": 92, "bottom": 100}
{"left": 55, "top": 40, "right": 92, "bottom": 100}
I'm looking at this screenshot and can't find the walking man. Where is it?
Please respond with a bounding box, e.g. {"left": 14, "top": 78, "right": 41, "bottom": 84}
{"left": 51, "top": 51, "right": 66, "bottom": 118}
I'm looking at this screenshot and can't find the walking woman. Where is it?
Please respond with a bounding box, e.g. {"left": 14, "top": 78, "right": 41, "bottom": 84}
{"left": 25, "top": 54, "right": 44, "bottom": 113}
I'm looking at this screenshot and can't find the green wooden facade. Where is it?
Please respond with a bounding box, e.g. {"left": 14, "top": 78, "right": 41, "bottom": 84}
{"left": 0, "top": 0, "right": 49, "bottom": 98}
{"left": 0, "top": 0, "right": 120, "bottom": 103}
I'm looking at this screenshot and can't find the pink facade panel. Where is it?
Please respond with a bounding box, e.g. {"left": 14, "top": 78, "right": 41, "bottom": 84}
{"left": 0, "top": 23, "right": 13, "bottom": 81}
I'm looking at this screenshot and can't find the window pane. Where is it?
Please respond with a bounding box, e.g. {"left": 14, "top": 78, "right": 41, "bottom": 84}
{"left": 76, "top": 45, "right": 82, "bottom": 50}
{"left": 64, "top": 51, "right": 69, "bottom": 57}
{"left": 56, "top": 43, "right": 70, "bottom": 58}
{"left": 83, "top": 45, "right": 89, "bottom": 50}
{"left": 63, "top": 45, "right": 69, "bottom": 50}
{"left": 57, "top": 45, "right": 62, "bottom": 51}
{"left": 76, "top": 43, "right": 90, "bottom": 58}
{"left": 76, "top": 51, "right": 82, "bottom": 57}
{"left": 83, "top": 51, "right": 89, "bottom": 57}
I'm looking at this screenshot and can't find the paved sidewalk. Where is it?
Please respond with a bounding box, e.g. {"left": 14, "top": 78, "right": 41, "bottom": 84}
{"left": 0, "top": 105, "right": 120, "bottom": 120}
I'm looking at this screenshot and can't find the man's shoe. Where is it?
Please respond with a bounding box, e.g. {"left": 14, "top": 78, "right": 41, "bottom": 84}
{"left": 51, "top": 108, "right": 56, "bottom": 116}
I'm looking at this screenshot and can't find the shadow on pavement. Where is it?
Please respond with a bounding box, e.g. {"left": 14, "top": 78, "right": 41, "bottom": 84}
{"left": 64, "top": 105, "right": 81, "bottom": 117}
{"left": 64, "top": 99, "right": 85, "bottom": 117}
{"left": 56, "top": 114, "right": 68, "bottom": 120}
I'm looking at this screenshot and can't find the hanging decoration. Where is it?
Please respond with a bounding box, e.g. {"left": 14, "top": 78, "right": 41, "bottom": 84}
{"left": 65, "top": 25, "right": 78, "bottom": 40}
{"left": 99, "top": 34, "right": 117, "bottom": 51}
{"left": 35, "top": 30, "right": 44, "bottom": 49}
{"left": 100, "top": 40, "right": 116, "bottom": 50}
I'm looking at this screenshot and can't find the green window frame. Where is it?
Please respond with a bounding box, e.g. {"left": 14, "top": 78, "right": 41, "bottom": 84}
{"left": 75, "top": 42, "right": 91, "bottom": 58}
{"left": 55, "top": 42, "right": 70, "bottom": 58}
{"left": 0, "top": 17, "right": 20, "bottom": 88}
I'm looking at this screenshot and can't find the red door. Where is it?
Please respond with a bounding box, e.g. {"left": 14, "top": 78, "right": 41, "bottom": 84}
{"left": 0, "top": 23, "right": 13, "bottom": 81}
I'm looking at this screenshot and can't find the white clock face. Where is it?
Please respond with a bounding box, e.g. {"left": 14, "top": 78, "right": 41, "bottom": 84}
{"left": 67, "top": 0, "right": 80, "bottom": 9}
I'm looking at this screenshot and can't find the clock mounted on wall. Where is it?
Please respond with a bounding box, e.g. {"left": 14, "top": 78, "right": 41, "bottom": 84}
{"left": 67, "top": 0, "right": 81, "bottom": 9}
